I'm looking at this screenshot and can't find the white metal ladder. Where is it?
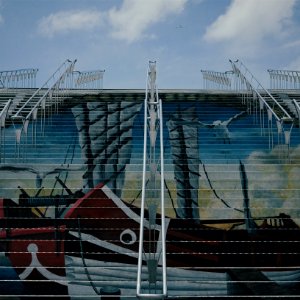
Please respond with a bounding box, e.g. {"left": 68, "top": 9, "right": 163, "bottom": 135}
{"left": 137, "top": 61, "right": 167, "bottom": 299}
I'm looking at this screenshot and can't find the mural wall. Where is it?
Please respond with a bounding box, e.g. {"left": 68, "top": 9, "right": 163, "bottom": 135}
{"left": 0, "top": 94, "right": 300, "bottom": 299}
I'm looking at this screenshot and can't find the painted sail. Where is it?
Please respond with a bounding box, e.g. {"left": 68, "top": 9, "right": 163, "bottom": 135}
{"left": 166, "top": 106, "right": 200, "bottom": 221}
{"left": 72, "top": 101, "right": 142, "bottom": 196}
{"left": 239, "top": 160, "right": 257, "bottom": 233}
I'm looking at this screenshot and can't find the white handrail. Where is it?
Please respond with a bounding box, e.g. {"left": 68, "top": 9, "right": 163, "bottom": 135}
{"left": 0, "top": 99, "right": 12, "bottom": 120}
{"left": 25, "top": 60, "right": 76, "bottom": 120}
{"left": 0, "top": 99, "right": 12, "bottom": 162}
{"left": 293, "top": 99, "right": 300, "bottom": 128}
{"left": 137, "top": 61, "right": 167, "bottom": 299}
{"left": 12, "top": 59, "right": 76, "bottom": 119}
{"left": 230, "top": 59, "right": 292, "bottom": 122}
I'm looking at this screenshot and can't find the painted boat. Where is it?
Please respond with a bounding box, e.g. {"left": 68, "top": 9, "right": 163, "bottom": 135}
{"left": 1, "top": 180, "right": 300, "bottom": 298}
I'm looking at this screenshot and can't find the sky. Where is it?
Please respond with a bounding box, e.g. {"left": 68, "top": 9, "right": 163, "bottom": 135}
{"left": 0, "top": 0, "right": 300, "bottom": 89}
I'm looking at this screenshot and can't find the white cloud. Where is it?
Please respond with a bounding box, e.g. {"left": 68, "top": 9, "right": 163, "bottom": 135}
{"left": 204, "top": 0, "right": 296, "bottom": 44}
{"left": 38, "top": 10, "right": 103, "bottom": 38}
{"left": 108, "top": 0, "right": 188, "bottom": 43}
{"left": 283, "top": 39, "right": 300, "bottom": 49}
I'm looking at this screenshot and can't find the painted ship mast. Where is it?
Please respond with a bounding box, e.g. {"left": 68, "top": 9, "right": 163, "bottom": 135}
{"left": 166, "top": 106, "right": 200, "bottom": 223}
{"left": 137, "top": 61, "right": 167, "bottom": 298}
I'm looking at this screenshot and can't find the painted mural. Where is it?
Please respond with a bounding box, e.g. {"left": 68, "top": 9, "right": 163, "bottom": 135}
{"left": 1, "top": 93, "right": 300, "bottom": 299}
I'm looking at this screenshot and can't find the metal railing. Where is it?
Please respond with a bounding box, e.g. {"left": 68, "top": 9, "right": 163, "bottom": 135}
{"left": 11, "top": 59, "right": 77, "bottom": 159}
{"left": 0, "top": 99, "right": 12, "bottom": 162}
{"left": 201, "top": 70, "right": 233, "bottom": 90}
{"left": 71, "top": 70, "right": 105, "bottom": 89}
{"left": 268, "top": 69, "right": 300, "bottom": 90}
{"left": 293, "top": 99, "right": 300, "bottom": 128}
{"left": 230, "top": 59, "right": 294, "bottom": 150}
{"left": 230, "top": 60, "right": 292, "bottom": 122}
{"left": 0, "top": 68, "right": 38, "bottom": 89}
{"left": 0, "top": 99, "right": 12, "bottom": 126}
{"left": 12, "top": 59, "right": 76, "bottom": 120}
{"left": 137, "top": 61, "right": 167, "bottom": 299}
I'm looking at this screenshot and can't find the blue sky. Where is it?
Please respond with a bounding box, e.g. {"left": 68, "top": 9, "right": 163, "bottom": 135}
{"left": 0, "top": 0, "right": 300, "bottom": 89}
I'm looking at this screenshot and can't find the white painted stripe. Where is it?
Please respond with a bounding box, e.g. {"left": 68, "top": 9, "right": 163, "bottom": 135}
{"left": 69, "top": 230, "right": 138, "bottom": 259}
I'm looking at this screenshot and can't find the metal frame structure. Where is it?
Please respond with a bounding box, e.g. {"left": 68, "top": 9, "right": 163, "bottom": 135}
{"left": 230, "top": 60, "right": 294, "bottom": 152}
{"left": 72, "top": 70, "right": 105, "bottom": 89}
{"left": 201, "top": 70, "right": 233, "bottom": 90}
{"left": 0, "top": 68, "right": 38, "bottom": 89}
{"left": 268, "top": 69, "right": 300, "bottom": 90}
{"left": 0, "top": 99, "right": 12, "bottom": 162}
{"left": 11, "top": 59, "right": 77, "bottom": 160}
{"left": 137, "top": 61, "right": 167, "bottom": 299}
{"left": 293, "top": 99, "right": 300, "bottom": 128}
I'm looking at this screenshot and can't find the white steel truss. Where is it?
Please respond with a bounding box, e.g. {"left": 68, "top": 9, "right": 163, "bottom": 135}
{"left": 137, "top": 61, "right": 167, "bottom": 299}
